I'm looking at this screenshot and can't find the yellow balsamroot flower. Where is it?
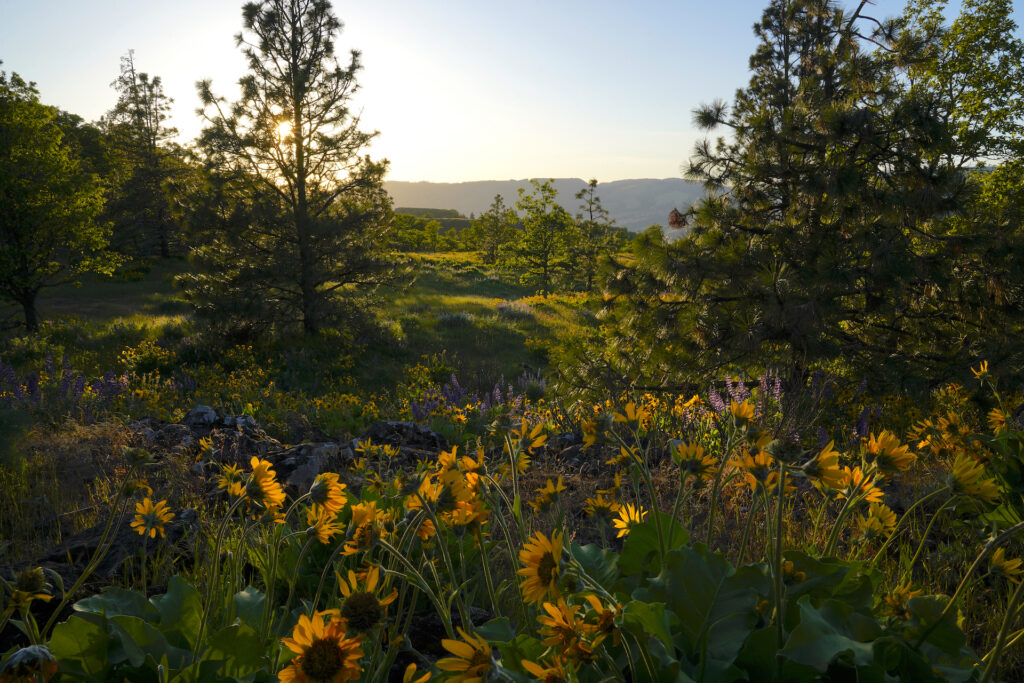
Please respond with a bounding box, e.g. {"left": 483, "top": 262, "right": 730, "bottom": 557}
{"left": 613, "top": 401, "right": 650, "bottom": 426}
{"left": 804, "top": 441, "right": 845, "bottom": 489}
{"left": 529, "top": 476, "right": 567, "bottom": 513}
{"left": 538, "top": 598, "right": 586, "bottom": 651}
{"left": 309, "top": 473, "right": 347, "bottom": 515}
{"left": 606, "top": 445, "right": 639, "bottom": 467}
{"left": 522, "top": 656, "right": 572, "bottom": 683}
{"left": 403, "top": 663, "right": 430, "bottom": 683}
{"left": 4, "top": 568, "right": 53, "bottom": 613}
{"left": 130, "top": 498, "right": 173, "bottom": 539}
{"left": 511, "top": 421, "right": 548, "bottom": 453}
{"left": 988, "top": 408, "right": 1010, "bottom": 434}
{"left": 730, "top": 399, "right": 755, "bottom": 422}
{"left": 883, "top": 579, "right": 924, "bottom": 619}
{"left": 673, "top": 441, "right": 717, "bottom": 483}
{"left": 217, "top": 463, "right": 244, "bottom": 492}
{"left": 837, "top": 467, "right": 884, "bottom": 504}
{"left": 990, "top": 548, "right": 1024, "bottom": 584}
{"left": 306, "top": 506, "right": 343, "bottom": 545}
{"left": 949, "top": 454, "right": 1000, "bottom": 504}
{"left": 278, "top": 610, "right": 364, "bottom": 683}
{"left": 336, "top": 565, "right": 398, "bottom": 632}
{"left": 581, "top": 420, "right": 599, "bottom": 449}
{"left": 247, "top": 457, "right": 286, "bottom": 512}
{"left": 864, "top": 430, "right": 916, "bottom": 476}
{"left": 582, "top": 593, "right": 622, "bottom": 647}
{"left": 857, "top": 503, "right": 897, "bottom": 542}
{"left": 733, "top": 450, "right": 775, "bottom": 493}
{"left": 437, "top": 627, "right": 493, "bottom": 682}
{"left": 518, "top": 531, "right": 564, "bottom": 605}
{"left": 972, "top": 360, "right": 989, "bottom": 380}
{"left": 445, "top": 499, "right": 490, "bottom": 529}
{"left": 612, "top": 503, "right": 647, "bottom": 539}
{"left": 584, "top": 493, "right": 620, "bottom": 522}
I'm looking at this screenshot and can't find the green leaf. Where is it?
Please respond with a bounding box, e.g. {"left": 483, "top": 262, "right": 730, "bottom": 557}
{"left": 780, "top": 596, "right": 880, "bottom": 673}
{"left": 903, "top": 595, "right": 969, "bottom": 658}
{"left": 568, "top": 542, "right": 620, "bottom": 589}
{"left": 635, "top": 545, "right": 767, "bottom": 682}
{"left": 75, "top": 586, "right": 160, "bottom": 621}
{"left": 110, "top": 614, "right": 191, "bottom": 670}
{"left": 475, "top": 617, "right": 515, "bottom": 643}
{"left": 151, "top": 576, "right": 203, "bottom": 649}
{"left": 204, "top": 623, "right": 265, "bottom": 679}
{"left": 49, "top": 614, "right": 112, "bottom": 676}
{"left": 622, "top": 600, "right": 674, "bottom": 652}
{"left": 233, "top": 586, "right": 266, "bottom": 629}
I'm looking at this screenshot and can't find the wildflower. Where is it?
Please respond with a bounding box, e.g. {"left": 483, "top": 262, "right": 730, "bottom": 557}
{"left": 672, "top": 441, "right": 717, "bottom": 483}
{"left": 584, "top": 493, "right": 620, "bottom": 521}
{"left": 445, "top": 499, "right": 489, "bottom": 530}
{"left": 837, "top": 466, "right": 884, "bottom": 504}
{"left": 613, "top": 401, "right": 650, "bottom": 426}
{"left": 856, "top": 503, "right": 897, "bottom": 542}
{"left": 864, "top": 430, "right": 916, "bottom": 475}
{"left": 518, "top": 531, "right": 564, "bottom": 605}
{"left": 512, "top": 421, "right": 547, "bottom": 453}
{"left": 612, "top": 503, "right": 647, "bottom": 539}
{"left": 730, "top": 399, "right": 755, "bottom": 422}
{"left": 581, "top": 420, "right": 598, "bottom": 449}
{"left": 988, "top": 408, "right": 1009, "bottom": 434}
{"left": 803, "top": 441, "right": 845, "bottom": 489}
{"left": 278, "top": 611, "right": 364, "bottom": 683}
{"left": 336, "top": 566, "right": 398, "bottom": 632}
{"left": 605, "top": 445, "right": 638, "bottom": 467}
{"left": 521, "top": 656, "right": 572, "bottom": 683}
{"left": 971, "top": 360, "right": 989, "bottom": 380}
{"left": 3, "top": 568, "right": 53, "bottom": 613}
{"left": 217, "top": 464, "right": 244, "bottom": 492}
{"left": 247, "top": 457, "right": 286, "bottom": 512}
{"left": 538, "top": 598, "right": 601, "bottom": 661}
{"left": 130, "top": 498, "right": 173, "bottom": 539}
{"left": 529, "top": 476, "right": 567, "bottom": 512}
{"left": 403, "top": 663, "right": 430, "bottom": 683}
{"left": 883, "top": 579, "right": 923, "bottom": 619}
{"left": 0, "top": 645, "right": 57, "bottom": 683}
{"left": 307, "top": 506, "right": 344, "bottom": 545}
{"left": 949, "top": 454, "right": 1000, "bottom": 504}
{"left": 437, "top": 627, "right": 493, "bottom": 682}
{"left": 733, "top": 450, "right": 775, "bottom": 493}
{"left": 582, "top": 593, "right": 622, "bottom": 647}
{"left": 309, "top": 473, "right": 347, "bottom": 515}
{"left": 990, "top": 548, "right": 1024, "bottom": 584}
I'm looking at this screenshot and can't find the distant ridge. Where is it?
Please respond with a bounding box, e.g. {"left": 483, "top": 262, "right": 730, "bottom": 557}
{"left": 384, "top": 178, "right": 704, "bottom": 232}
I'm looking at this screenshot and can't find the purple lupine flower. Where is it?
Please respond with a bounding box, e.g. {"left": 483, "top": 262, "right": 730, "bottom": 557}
{"left": 817, "top": 426, "right": 829, "bottom": 448}
{"left": 855, "top": 407, "right": 871, "bottom": 439}
{"left": 72, "top": 376, "right": 86, "bottom": 399}
{"left": 708, "top": 387, "right": 726, "bottom": 414}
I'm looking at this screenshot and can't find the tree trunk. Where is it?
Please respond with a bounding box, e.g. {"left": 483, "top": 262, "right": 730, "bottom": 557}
{"left": 21, "top": 294, "right": 39, "bottom": 333}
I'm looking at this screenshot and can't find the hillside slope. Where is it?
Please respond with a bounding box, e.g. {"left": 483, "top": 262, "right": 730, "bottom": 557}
{"left": 385, "top": 177, "right": 704, "bottom": 232}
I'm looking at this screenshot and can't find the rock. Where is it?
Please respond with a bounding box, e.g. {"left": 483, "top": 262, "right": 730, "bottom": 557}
{"left": 153, "top": 424, "right": 193, "bottom": 450}
{"left": 359, "top": 421, "right": 449, "bottom": 452}
{"left": 268, "top": 442, "right": 349, "bottom": 493}
{"left": 184, "top": 405, "right": 219, "bottom": 429}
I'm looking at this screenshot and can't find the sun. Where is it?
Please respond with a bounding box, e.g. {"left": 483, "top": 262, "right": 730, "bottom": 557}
{"left": 274, "top": 120, "right": 293, "bottom": 142}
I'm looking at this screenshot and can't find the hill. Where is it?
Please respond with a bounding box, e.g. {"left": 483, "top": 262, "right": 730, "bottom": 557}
{"left": 385, "top": 177, "right": 704, "bottom": 232}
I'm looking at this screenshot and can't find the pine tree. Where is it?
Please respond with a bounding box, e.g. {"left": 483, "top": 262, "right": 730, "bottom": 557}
{"left": 474, "top": 194, "right": 518, "bottom": 263}
{"left": 503, "top": 180, "right": 572, "bottom": 294}
{"left": 182, "top": 0, "right": 398, "bottom": 336}
{"left": 104, "top": 51, "right": 179, "bottom": 258}
{"left": 593, "top": 0, "right": 973, "bottom": 393}
{"left": 0, "top": 70, "right": 114, "bottom": 332}
{"left": 570, "top": 179, "right": 615, "bottom": 291}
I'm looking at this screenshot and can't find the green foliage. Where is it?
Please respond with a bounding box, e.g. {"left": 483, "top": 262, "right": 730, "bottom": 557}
{"left": 588, "top": 0, "right": 1024, "bottom": 396}
{"left": 474, "top": 194, "right": 519, "bottom": 263}
{"left": 0, "top": 70, "right": 116, "bottom": 332}
{"left": 500, "top": 179, "right": 573, "bottom": 294}
{"left": 181, "top": 0, "right": 401, "bottom": 337}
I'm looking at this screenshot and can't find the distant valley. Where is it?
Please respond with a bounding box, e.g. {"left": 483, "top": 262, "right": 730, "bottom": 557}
{"left": 385, "top": 177, "right": 704, "bottom": 232}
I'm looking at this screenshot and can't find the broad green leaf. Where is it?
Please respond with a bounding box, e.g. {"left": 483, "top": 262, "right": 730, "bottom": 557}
{"left": 49, "top": 614, "right": 112, "bottom": 676}
{"left": 781, "top": 596, "right": 880, "bottom": 672}
{"left": 233, "top": 586, "right": 266, "bottom": 629}
{"left": 151, "top": 576, "right": 203, "bottom": 649}
{"left": 568, "top": 542, "right": 620, "bottom": 590}
{"left": 204, "top": 623, "right": 265, "bottom": 679}
{"left": 475, "top": 617, "right": 515, "bottom": 643}
{"left": 74, "top": 586, "right": 160, "bottom": 621}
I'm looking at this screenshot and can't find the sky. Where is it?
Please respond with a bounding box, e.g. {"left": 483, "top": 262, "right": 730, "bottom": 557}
{"left": 2, "top": 0, "right": 1022, "bottom": 183}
